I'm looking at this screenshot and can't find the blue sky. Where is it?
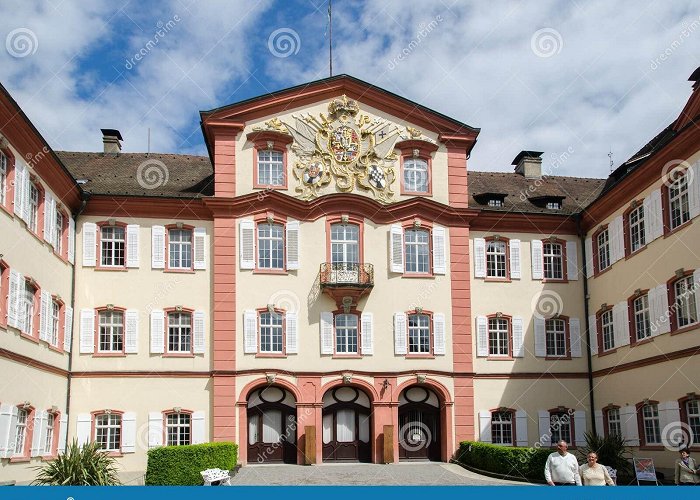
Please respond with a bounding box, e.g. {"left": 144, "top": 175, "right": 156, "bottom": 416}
{"left": 1, "top": 0, "right": 699, "bottom": 178}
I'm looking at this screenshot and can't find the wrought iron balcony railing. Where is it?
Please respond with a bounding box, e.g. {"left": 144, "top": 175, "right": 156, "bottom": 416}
{"left": 319, "top": 262, "right": 374, "bottom": 288}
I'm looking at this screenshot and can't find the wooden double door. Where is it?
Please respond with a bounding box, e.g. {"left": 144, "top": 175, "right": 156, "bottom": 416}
{"left": 322, "top": 403, "right": 372, "bottom": 462}
{"left": 398, "top": 403, "right": 441, "bottom": 461}
{"left": 247, "top": 404, "right": 297, "bottom": 464}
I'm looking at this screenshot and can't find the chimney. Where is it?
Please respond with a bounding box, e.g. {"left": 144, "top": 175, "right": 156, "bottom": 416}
{"left": 512, "top": 150, "right": 543, "bottom": 179}
{"left": 101, "top": 129, "right": 123, "bottom": 154}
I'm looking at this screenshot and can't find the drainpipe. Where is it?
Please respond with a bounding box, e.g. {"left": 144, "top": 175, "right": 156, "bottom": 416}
{"left": 576, "top": 213, "right": 597, "bottom": 436}
{"left": 65, "top": 192, "right": 91, "bottom": 426}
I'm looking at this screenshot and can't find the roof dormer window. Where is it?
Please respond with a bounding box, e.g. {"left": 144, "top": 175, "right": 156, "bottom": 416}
{"left": 488, "top": 198, "right": 504, "bottom": 207}
{"left": 546, "top": 201, "right": 561, "bottom": 210}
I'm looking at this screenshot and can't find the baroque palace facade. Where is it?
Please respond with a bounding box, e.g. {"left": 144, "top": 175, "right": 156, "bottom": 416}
{"left": 0, "top": 70, "right": 699, "bottom": 482}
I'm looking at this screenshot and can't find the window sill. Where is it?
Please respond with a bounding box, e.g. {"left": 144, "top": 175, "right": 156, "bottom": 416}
{"left": 332, "top": 354, "right": 362, "bottom": 359}
{"left": 542, "top": 278, "right": 569, "bottom": 284}
{"left": 0, "top": 203, "right": 13, "bottom": 217}
{"left": 163, "top": 352, "right": 195, "bottom": 358}
{"left": 20, "top": 332, "right": 39, "bottom": 343}
{"left": 28, "top": 230, "right": 44, "bottom": 245}
{"left": 638, "top": 445, "right": 665, "bottom": 451}
{"left": 255, "top": 352, "right": 286, "bottom": 358}
{"left": 597, "top": 348, "right": 618, "bottom": 357}
{"left": 9, "top": 456, "right": 31, "bottom": 463}
{"left": 164, "top": 268, "right": 195, "bottom": 274}
{"left": 94, "top": 352, "right": 127, "bottom": 357}
{"left": 94, "top": 266, "right": 128, "bottom": 272}
{"left": 405, "top": 354, "right": 435, "bottom": 359}
{"left": 630, "top": 337, "right": 654, "bottom": 347}
{"left": 253, "top": 269, "right": 288, "bottom": 275}
{"left": 594, "top": 266, "right": 613, "bottom": 278}
{"left": 545, "top": 355, "right": 572, "bottom": 360}
{"left": 47, "top": 343, "right": 64, "bottom": 354}
{"left": 671, "top": 323, "right": 700, "bottom": 336}
{"left": 40, "top": 455, "right": 58, "bottom": 461}
{"left": 105, "top": 451, "right": 123, "bottom": 458}
{"left": 401, "top": 191, "right": 432, "bottom": 197}
{"left": 253, "top": 184, "right": 287, "bottom": 191}
{"left": 402, "top": 273, "right": 435, "bottom": 279}
{"left": 484, "top": 277, "right": 511, "bottom": 283}
{"left": 487, "top": 356, "right": 514, "bottom": 361}
{"left": 625, "top": 245, "right": 647, "bottom": 260}
{"left": 664, "top": 219, "right": 692, "bottom": 238}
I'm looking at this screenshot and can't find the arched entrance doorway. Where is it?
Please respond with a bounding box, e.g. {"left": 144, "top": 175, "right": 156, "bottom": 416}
{"left": 247, "top": 386, "right": 297, "bottom": 464}
{"left": 398, "top": 386, "right": 441, "bottom": 461}
{"left": 322, "top": 386, "right": 372, "bottom": 462}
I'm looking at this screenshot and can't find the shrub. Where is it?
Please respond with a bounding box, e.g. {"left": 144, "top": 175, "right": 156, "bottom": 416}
{"left": 577, "top": 432, "right": 633, "bottom": 480}
{"left": 454, "top": 441, "right": 552, "bottom": 482}
{"left": 32, "top": 440, "right": 121, "bottom": 485}
{"left": 145, "top": 442, "right": 238, "bottom": 486}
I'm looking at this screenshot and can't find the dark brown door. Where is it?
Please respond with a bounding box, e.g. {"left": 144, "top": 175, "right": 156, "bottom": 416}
{"left": 322, "top": 405, "right": 371, "bottom": 462}
{"left": 398, "top": 404, "right": 440, "bottom": 461}
{"left": 247, "top": 406, "right": 296, "bottom": 464}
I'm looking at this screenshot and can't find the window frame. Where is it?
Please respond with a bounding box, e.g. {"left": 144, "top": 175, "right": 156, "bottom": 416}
{"left": 248, "top": 131, "right": 293, "bottom": 190}
{"left": 254, "top": 214, "right": 287, "bottom": 273}
{"left": 21, "top": 278, "right": 40, "bottom": 340}
{"left": 403, "top": 224, "right": 433, "bottom": 276}
{"left": 490, "top": 409, "right": 516, "bottom": 446}
{"left": 602, "top": 405, "right": 622, "bottom": 439}
{"left": 544, "top": 316, "right": 570, "bottom": 359}
{"left": 166, "top": 224, "right": 194, "bottom": 272}
{"left": 0, "top": 150, "right": 7, "bottom": 209}
{"left": 333, "top": 310, "right": 361, "bottom": 357}
{"left": 163, "top": 410, "right": 193, "bottom": 446}
{"left": 95, "top": 306, "right": 126, "bottom": 356}
{"left": 486, "top": 314, "right": 512, "bottom": 359}
{"left": 0, "top": 147, "right": 14, "bottom": 215}
{"left": 92, "top": 410, "right": 123, "bottom": 456}
{"left": 628, "top": 290, "right": 652, "bottom": 345}
{"left": 27, "top": 178, "right": 43, "bottom": 236}
{"left": 406, "top": 310, "right": 434, "bottom": 358}
{"left": 670, "top": 272, "right": 699, "bottom": 333}
{"left": 665, "top": 171, "right": 691, "bottom": 232}
{"left": 484, "top": 236, "right": 510, "bottom": 281}
{"left": 165, "top": 308, "right": 195, "bottom": 357}
{"left": 0, "top": 260, "right": 8, "bottom": 330}
{"left": 548, "top": 408, "right": 575, "bottom": 448}
{"left": 592, "top": 225, "right": 611, "bottom": 275}
{"left": 623, "top": 200, "right": 646, "bottom": 256}
{"left": 597, "top": 306, "right": 615, "bottom": 354}
{"left": 679, "top": 396, "right": 700, "bottom": 450}
{"left": 326, "top": 216, "right": 364, "bottom": 266}
{"left": 541, "top": 238, "right": 567, "bottom": 282}
{"left": 636, "top": 401, "right": 662, "bottom": 448}
{"left": 11, "top": 405, "right": 35, "bottom": 460}
{"left": 256, "top": 307, "right": 286, "bottom": 357}
{"left": 54, "top": 206, "right": 68, "bottom": 260}
{"left": 97, "top": 221, "right": 127, "bottom": 270}
{"left": 396, "top": 139, "right": 437, "bottom": 196}
{"left": 42, "top": 410, "right": 60, "bottom": 457}
{"left": 48, "top": 296, "right": 64, "bottom": 350}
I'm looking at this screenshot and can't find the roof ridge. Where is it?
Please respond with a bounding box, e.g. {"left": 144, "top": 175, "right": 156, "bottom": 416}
{"left": 468, "top": 170, "right": 606, "bottom": 181}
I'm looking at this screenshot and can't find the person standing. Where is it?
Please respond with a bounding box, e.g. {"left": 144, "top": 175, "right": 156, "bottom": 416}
{"left": 579, "top": 452, "right": 615, "bottom": 485}
{"left": 675, "top": 449, "right": 700, "bottom": 485}
{"left": 544, "top": 440, "right": 582, "bottom": 485}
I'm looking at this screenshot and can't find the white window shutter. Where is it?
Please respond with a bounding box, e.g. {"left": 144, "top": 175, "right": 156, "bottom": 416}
{"left": 193, "top": 227, "right": 206, "bottom": 270}
{"left": 694, "top": 269, "right": 700, "bottom": 321}
{"left": 432, "top": 226, "right": 446, "bottom": 275}
{"left": 360, "top": 312, "right": 373, "bottom": 355}
{"left": 151, "top": 225, "right": 165, "bottom": 269}
{"left": 509, "top": 239, "right": 521, "bottom": 279}
{"left": 121, "top": 412, "right": 136, "bottom": 453}
{"left": 79, "top": 308, "right": 95, "bottom": 354}
{"left": 393, "top": 312, "right": 407, "bottom": 355}
{"left": 192, "top": 411, "right": 205, "bottom": 444}
{"left": 286, "top": 311, "right": 298, "bottom": 354}
{"left": 148, "top": 412, "right": 163, "bottom": 448}
{"left": 614, "top": 301, "right": 630, "bottom": 348}
{"left": 390, "top": 224, "right": 404, "bottom": 273}
{"left": 13, "top": 162, "right": 24, "bottom": 218}
{"left": 31, "top": 410, "right": 47, "bottom": 457}
{"left": 594, "top": 410, "right": 604, "bottom": 437}
{"left": 239, "top": 219, "right": 255, "bottom": 269}
{"left": 474, "top": 238, "right": 486, "bottom": 278}
{"left": 538, "top": 410, "right": 551, "bottom": 444}
{"left": 285, "top": 220, "right": 300, "bottom": 270}
{"left": 478, "top": 411, "right": 492, "bottom": 443}
{"left": 620, "top": 405, "right": 640, "bottom": 446}
{"left": 643, "top": 195, "right": 654, "bottom": 244}
{"left": 531, "top": 240, "right": 543, "bottom": 279}
{"left": 588, "top": 314, "right": 598, "bottom": 355}
{"left": 243, "top": 310, "right": 258, "bottom": 354}
{"left": 569, "top": 318, "right": 582, "bottom": 357}
{"left": 76, "top": 413, "right": 92, "bottom": 446}
{"left": 0, "top": 404, "right": 17, "bottom": 458}
{"left": 615, "top": 215, "right": 625, "bottom": 261}
{"left": 126, "top": 224, "right": 140, "bottom": 268}
{"left": 39, "top": 289, "right": 50, "bottom": 341}
{"left": 656, "top": 284, "right": 671, "bottom": 334}
{"left": 320, "top": 311, "right": 334, "bottom": 355}
{"left": 534, "top": 317, "right": 546, "bottom": 357}
{"left": 515, "top": 410, "right": 528, "bottom": 446}
{"left": 43, "top": 192, "right": 54, "bottom": 244}
{"left": 566, "top": 241, "right": 578, "bottom": 280}
{"left": 512, "top": 316, "right": 524, "bottom": 357}
{"left": 658, "top": 401, "right": 682, "bottom": 439}
{"left": 584, "top": 237, "right": 594, "bottom": 278}
{"left": 7, "top": 270, "right": 22, "bottom": 329}
{"left": 574, "top": 410, "right": 586, "bottom": 446}
{"left": 690, "top": 161, "right": 700, "bottom": 219}
{"left": 63, "top": 306, "right": 73, "bottom": 352}
{"left": 57, "top": 413, "right": 68, "bottom": 454}
{"left": 125, "top": 309, "right": 139, "bottom": 354}
{"left": 67, "top": 216, "right": 75, "bottom": 264}
{"left": 82, "top": 222, "right": 97, "bottom": 267}
{"left": 21, "top": 166, "right": 31, "bottom": 222}
{"left": 193, "top": 310, "right": 206, "bottom": 354}
{"left": 150, "top": 309, "right": 165, "bottom": 354}
{"left": 476, "top": 315, "right": 488, "bottom": 357}
{"left": 433, "top": 313, "right": 446, "bottom": 355}
{"left": 651, "top": 189, "right": 663, "bottom": 239}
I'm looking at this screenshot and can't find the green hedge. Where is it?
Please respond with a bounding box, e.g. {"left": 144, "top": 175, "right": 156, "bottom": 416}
{"left": 146, "top": 442, "right": 238, "bottom": 486}
{"left": 455, "top": 441, "right": 552, "bottom": 482}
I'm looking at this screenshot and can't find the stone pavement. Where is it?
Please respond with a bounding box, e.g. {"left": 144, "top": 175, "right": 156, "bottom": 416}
{"left": 229, "top": 462, "right": 532, "bottom": 486}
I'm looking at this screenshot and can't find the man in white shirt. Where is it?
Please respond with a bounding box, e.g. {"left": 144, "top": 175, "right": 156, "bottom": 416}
{"left": 544, "top": 440, "right": 582, "bottom": 485}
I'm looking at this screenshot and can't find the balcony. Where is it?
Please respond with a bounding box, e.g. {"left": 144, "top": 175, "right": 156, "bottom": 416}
{"left": 319, "top": 263, "right": 374, "bottom": 308}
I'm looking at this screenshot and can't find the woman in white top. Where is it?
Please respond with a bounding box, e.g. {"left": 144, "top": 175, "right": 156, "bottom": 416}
{"left": 579, "top": 452, "right": 615, "bottom": 486}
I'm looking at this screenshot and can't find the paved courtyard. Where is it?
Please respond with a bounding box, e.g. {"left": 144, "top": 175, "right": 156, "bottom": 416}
{"left": 230, "top": 462, "right": 531, "bottom": 486}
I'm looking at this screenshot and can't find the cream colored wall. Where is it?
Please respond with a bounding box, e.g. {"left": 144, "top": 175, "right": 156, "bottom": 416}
{"left": 0, "top": 359, "right": 68, "bottom": 484}
{"left": 67, "top": 376, "right": 211, "bottom": 478}
{"left": 235, "top": 100, "right": 450, "bottom": 205}
{"left": 235, "top": 218, "right": 454, "bottom": 372}
{"left": 470, "top": 231, "right": 588, "bottom": 373}
{"left": 72, "top": 216, "right": 213, "bottom": 371}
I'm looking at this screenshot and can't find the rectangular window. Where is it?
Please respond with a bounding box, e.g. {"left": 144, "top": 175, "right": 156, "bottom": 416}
{"left": 633, "top": 294, "right": 651, "bottom": 341}
{"left": 404, "top": 228, "right": 430, "bottom": 273}
{"left": 13, "top": 409, "right": 29, "bottom": 456}
{"left": 169, "top": 229, "right": 192, "bottom": 269}
{"left": 601, "top": 309, "right": 614, "bottom": 351}
{"left": 487, "top": 199, "right": 503, "bottom": 207}
{"left": 168, "top": 312, "right": 192, "bottom": 353}
{"left": 491, "top": 411, "right": 513, "bottom": 445}
{"left": 543, "top": 242, "right": 563, "bottom": 280}
{"left": 259, "top": 311, "right": 283, "bottom": 353}
{"left": 675, "top": 276, "right": 698, "bottom": 328}
{"left": 408, "top": 313, "right": 430, "bottom": 354}
{"left": 403, "top": 158, "right": 428, "bottom": 193}
{"left": 95, "top": 413, "right": 121, "bottom": 451}
{"left": 607, "top": 408, "right": 621, "bottom": 437}
{"left": 669, "top": 175, "right": 690, "bottom": 230}
{"left": 98, "top": 310, "right": 124, "bottom": 352}
{"left": 0, "top": 151, "right": 6, "bottom": 206}
{"left": 257, "top": 150, "right": 284, "bottom": 186}
{"left": 44, "top": 413, "right": 55, "bottom": 454}
{"left": 330, "top": 224, "right": 359, "bottom": 265}
{"left": 546, "top": 201, "right": 561, "bottom": 210}
{"left": 257, "top": 223, "right": 284, "bottom": 270}
{"left": 642, "top": 404, "right": 661, "bottom": 445}
{"left": 488, "top": 317, "right": 509, "bottom": 356}
{"left": 597, "top": 229, "right": 610, "bottom": 271}
{"left": 545, "top": 318, "right": 567, "bottom": 357}
{"left": 54, "top": 210, "right": 63, "bottom": 255}
{"left": 687, "top": 400, "right": 700, "bottom": 446}
{"left": 486, "top": 240, "right": 507, "bottom": 278}
{"left": 101, "top": 226, "right": 125, "bottom": 267}
{"left": 50, "top": 300, "right": 60, "bottom": 346}
{"left": 166, "top": 413, "right": 191, "bottom": 446}
{"left": 22, "top": 282, "right": 35, "bottom": 335}
{"left": 335, "top": 313, "right": 358, "bottom": 354}
{"left": 629, "top": 205, "right": 645, "bottom": 252}
{"left": 550, "top": 412, "right": 571, "bottom": 445}
{"left": 28, "top": 183, "right": 39, "bottom": 233}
